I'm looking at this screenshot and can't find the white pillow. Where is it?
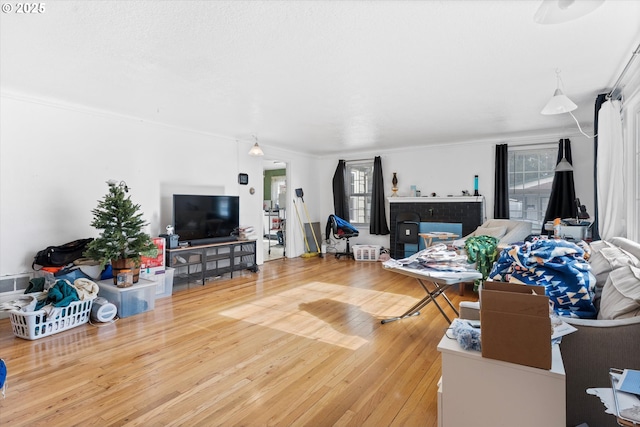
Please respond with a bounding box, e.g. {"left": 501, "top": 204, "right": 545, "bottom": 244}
{"left": 590, "top": 240, "right": 640, "bottom": 285}
{"left": 597, "top": 265, "right": 640, "bottom": 320}
{"left": 472, "top": 226, "right": 507, "bottom": 239}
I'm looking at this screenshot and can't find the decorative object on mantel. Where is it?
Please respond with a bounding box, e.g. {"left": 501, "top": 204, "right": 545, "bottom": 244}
{"left": 391, "top": 172, "right": 398, "bottom": 197}
{"left": 84, "top": 180, "right": 158, "bottom": 286}
{"left": 474, "top": 175, "right": 480, "bottom": 196}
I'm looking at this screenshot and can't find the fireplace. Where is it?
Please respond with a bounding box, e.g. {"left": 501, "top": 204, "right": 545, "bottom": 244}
{"left": 389, "top": 196, "right": 484, "bottom": 258}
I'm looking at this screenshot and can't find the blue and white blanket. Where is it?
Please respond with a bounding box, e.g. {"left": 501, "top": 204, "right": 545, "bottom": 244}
{"left": 488, "top": 239, "right": 596, "bottom": 318}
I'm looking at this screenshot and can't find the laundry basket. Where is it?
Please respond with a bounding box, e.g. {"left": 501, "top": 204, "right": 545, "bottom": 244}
{"left": 353, "top": 245, "right": 381, "bottom": 261}
{"left": 9, "top": 299, "right": 94, "bottom": 340}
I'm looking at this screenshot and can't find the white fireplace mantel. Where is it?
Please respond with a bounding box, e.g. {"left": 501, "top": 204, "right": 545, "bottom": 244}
{"left": 388, "top": 196, "right": 484, "bottom": 203}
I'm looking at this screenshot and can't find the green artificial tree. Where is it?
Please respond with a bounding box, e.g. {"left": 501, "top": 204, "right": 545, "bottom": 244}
{"left": 84, "top": 180, "right": 157, "bottom": 281}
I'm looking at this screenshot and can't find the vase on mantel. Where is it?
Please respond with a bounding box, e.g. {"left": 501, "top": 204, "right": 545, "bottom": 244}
{"left": 391, "top": 172, "right": 398, "bottom": 197}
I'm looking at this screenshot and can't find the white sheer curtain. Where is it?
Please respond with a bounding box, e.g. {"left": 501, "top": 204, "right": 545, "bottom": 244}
{"left": 597, "top": 99, "right": 625, "bottom": 239}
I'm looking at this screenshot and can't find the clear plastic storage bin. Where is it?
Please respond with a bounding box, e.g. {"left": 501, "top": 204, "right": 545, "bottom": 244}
{"left": 142, "top": 267, "right": 174, "bottom": 298}
{"left": 97, "top": 279, "right": 156, "bottom": 318}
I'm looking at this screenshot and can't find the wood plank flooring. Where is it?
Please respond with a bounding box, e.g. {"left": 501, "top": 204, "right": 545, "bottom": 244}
{"left": 0, "top": 256, "right": 477, "bottom": 427}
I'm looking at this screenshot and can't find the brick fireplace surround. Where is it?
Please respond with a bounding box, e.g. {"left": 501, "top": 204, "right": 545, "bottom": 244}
{"left": 389, "top": 196, "right": 484, "bottom": 259}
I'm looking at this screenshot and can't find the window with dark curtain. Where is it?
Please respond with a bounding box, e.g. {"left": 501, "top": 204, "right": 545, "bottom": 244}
{"left": 346, "top": 161, "right": 373, "bottom": 224}
{"left": 332, "top": 160, "right": 349, "bottom": 220}
{"left": 494, "top": 144, "right": 509, "bottom": 219}
{"left": 507, "top": 145, "right": 556, "bottom": 230}
{"left": 370, "top": 156, "right": 390, "bottom": 235}
{"left": 542, "top": 139, "right": 577, "bottom": 232}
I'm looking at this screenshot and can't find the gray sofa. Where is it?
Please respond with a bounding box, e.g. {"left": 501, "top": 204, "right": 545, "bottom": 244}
{"left": 458, "top": 236, "right": 640, "bottom": 427}
{"left": 561, "top": 236, "right": 640, "bottom": 427}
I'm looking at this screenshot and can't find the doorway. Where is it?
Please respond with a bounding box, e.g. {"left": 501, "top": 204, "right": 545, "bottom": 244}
{"left": 263, "top": 160, "right": 287, "bottom": 261}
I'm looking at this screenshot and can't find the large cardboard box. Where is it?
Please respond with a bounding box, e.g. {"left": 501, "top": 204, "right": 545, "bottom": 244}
{"left": 480, "top": 281, "right": 552, "bottom": 370}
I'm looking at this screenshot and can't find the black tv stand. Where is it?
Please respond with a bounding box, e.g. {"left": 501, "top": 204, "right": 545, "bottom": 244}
{"left": 166, "top": 239, "right": 257, "bottom": 286}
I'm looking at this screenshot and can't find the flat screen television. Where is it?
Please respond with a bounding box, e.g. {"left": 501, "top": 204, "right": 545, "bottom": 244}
{"left": 173, "top": 195, "right": 239, "bottom": 245}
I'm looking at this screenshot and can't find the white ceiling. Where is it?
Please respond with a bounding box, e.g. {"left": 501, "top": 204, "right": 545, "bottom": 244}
{"left": 1, "top": 1, "right": 639, "bottom": 156}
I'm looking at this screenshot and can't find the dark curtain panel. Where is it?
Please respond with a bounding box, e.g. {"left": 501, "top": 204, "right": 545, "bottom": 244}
{"left": 494, "top": 144, "right": 509, "bottom": 219}
{"left": 591, "top": 93, "right": 608, "bottom": 241}
{"left": 370, "top": 156, "right": 390, "bottom": 235}
{"left": 332, "top": 160, "right": 349, "bottom": 220}
{"left": 542, "top": 139, "right": 577, "bottom": 232}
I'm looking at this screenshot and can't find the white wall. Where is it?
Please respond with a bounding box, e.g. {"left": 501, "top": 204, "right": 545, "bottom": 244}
{"left": 0, "top": 92, "right": 601, "bottom": 276}
{"left": 317, "top": 134, "right": 595, "bottom": 252}
{"left": 0, "top": 94, "right": 260, "bottom": 275}
{"left": 0, "top": 93, "right": 326, "bottom": 276}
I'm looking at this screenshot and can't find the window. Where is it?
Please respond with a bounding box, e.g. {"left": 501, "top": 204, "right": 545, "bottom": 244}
{"left": 508, "top": 145, "right": 556, "bottom": 231}
{"left": 346, "top": 160, "right": 374, "bottom": 225}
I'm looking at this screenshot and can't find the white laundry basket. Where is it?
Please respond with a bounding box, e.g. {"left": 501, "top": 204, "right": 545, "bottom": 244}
{"left": 352, "top": 245, "right": 381, "bottom": 261}
{"left": 10, "top": 299, "right": 94, "bottom": 340}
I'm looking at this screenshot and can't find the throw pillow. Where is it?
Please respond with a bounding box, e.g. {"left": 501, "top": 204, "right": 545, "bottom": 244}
{"left": 597, "top": 265, "right": 640, "bottom": 320}
{"left": 589, "top": 240, "right": 640, "bottom": 309}
{"left": 609, "top": 237, "right": 640, "bottom": 260}
{"left": 473, "top": 226, "right": 507, "bottom": 239}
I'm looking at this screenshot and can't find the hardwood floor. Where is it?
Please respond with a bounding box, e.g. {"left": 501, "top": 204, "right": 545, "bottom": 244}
{"left": 0, "top": 256, "right": 477, "bottom": 427}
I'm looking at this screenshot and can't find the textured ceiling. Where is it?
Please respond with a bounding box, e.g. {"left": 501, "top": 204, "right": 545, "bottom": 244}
{"left": 1, "top": 1, "right": 640, "bottom": 156}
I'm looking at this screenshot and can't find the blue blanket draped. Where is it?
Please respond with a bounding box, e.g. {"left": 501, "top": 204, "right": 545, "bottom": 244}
{"left": 488, "top": 239, "right": 596, "bottom": 319}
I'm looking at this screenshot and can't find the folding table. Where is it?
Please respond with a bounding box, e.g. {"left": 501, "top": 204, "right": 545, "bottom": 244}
{"left": 381, "top": 265, "right": 482, "bottom": 324}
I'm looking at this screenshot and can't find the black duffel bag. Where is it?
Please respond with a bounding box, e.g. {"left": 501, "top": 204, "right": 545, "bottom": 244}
{"left": 32, "top": 238, "right": 94, "bottom": 269}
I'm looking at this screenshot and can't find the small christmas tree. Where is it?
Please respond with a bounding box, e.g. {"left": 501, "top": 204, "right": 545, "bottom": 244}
{"left": 84, "top": 180, "right": 157, "bottom": 270}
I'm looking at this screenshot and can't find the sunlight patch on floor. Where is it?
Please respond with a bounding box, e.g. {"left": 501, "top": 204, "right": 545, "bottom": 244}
{"left": 220, "top": 282, "right": 419, "bottom": 350}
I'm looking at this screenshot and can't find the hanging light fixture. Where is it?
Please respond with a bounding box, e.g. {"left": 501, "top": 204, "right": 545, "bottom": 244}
{"left": 534, "top": 0, "right": 604, "bottom": 25}
{"left": 541, "top": 70, "right": 577, "bottom": 115}
{"left": 555, "top": 155, "right": 574, "bottom": 172}
{"left": 541, "top": 70, "right": 595, "bottom": 139}
{"left": 248, "top": 135, "right": 264, "bottom": 156}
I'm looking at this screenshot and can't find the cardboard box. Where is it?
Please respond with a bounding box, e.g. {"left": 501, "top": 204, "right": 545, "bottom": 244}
{"left": 480, "top": 281, "right": 552, "bottom": 370}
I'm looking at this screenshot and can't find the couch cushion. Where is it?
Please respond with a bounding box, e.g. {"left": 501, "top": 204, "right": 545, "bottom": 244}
{"left": 590, "top": 240, "right": 640, "bottom": 285}
{"left": 597, "top": 265, "right": 640, "bottom": 320}
{"left": 472, "top": 226, "right": 507, "bottom": 239}
{"left": 609, "top": 237, "right": 640, "bottom": 260}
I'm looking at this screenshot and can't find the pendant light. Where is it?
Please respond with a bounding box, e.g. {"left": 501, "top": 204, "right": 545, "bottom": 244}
{"left": 248, "top": 135, "right": 264, "bottom": 156}
{"left": 554, "top": 138, "right": 574, "bottom": 172}
{"left": 555, "top": 156, "right": 573, "bottom": 172}
{"left": 541, "top": 70, "right": 577, "bottom": 115}
{"left": 541, "top": 70, "right": 595, "bottom": 139}
{"left": 534, "top": 0, "right": 604, "bottom": 25}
